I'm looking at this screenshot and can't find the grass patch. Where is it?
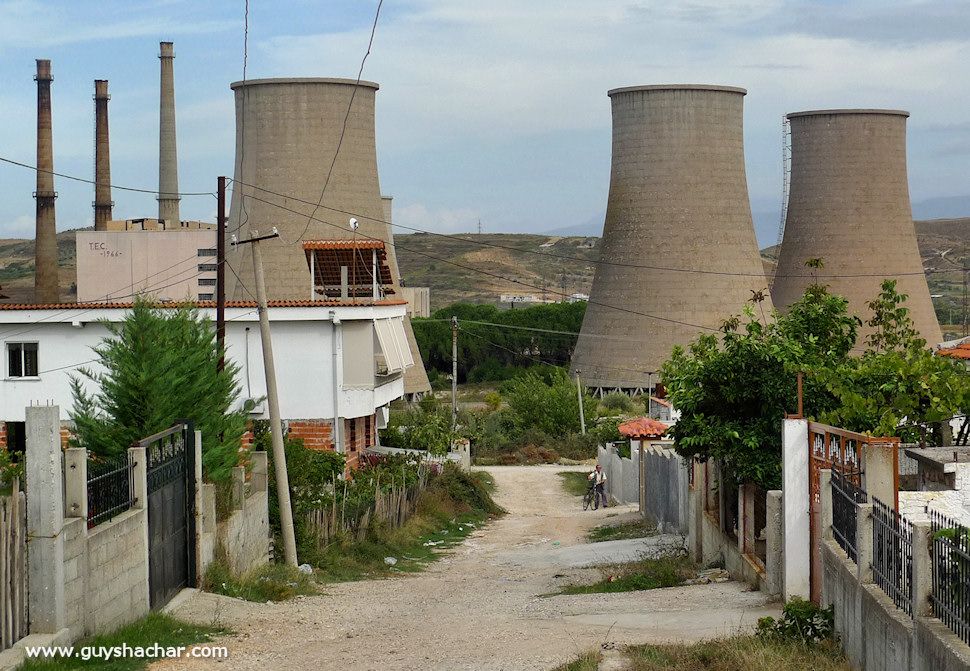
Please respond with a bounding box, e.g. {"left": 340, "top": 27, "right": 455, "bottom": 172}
{"left": 559, "top": 471, "right": 591, "bottom": 497}
{"left": 587, "top": 520, "right": 657, "bottom": 543}
{"left": 559, "top": 554, "right": 695, "bottom": 595}
{"left": 552, "top": 650, "right": 601, "bottom": 671}
{"left": 624, "top": 636, "right": 849, "bottom": 670}
{"left": 311, "top": 468, "right": 502, "bottom": 582}
{"left": 202, "top": 559, "right": 316, "bottom": 602}
{"left": 21, "top": 613, "right": 226, "bottom": 671}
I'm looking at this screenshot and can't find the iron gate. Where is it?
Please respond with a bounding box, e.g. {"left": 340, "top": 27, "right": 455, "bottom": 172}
{"left": 140, "top": 422, "right": 196, "bottom": 609}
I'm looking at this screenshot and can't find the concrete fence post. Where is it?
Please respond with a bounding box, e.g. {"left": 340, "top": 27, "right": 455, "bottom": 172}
{"left": 129, "top": 446, "right": 148, "bottom": 511}
{"left": 911, "top": 521, "right": 934, "bottom": 618}
{"left": 819, "top": 469, "right": 833, "bottom": 541}
{"left": 782, "top": 417, "right": 811, "bottom": 600}
{"left": 64, "top": 447, "right": 87, "bottom": 521}
{"left": 251, "top": 451, "right": 269, "bottom": 493}
{"left": 231, "top": 466, "right": 246, "bottom": 510}
{"left": 766, "top": 490, "right": 784, "bottom": 596}
{"left": 856, "top": 503, "right": 874, "bottom": 584}
{"left": 26, "top": 405, "right": 66, "bottom": 634}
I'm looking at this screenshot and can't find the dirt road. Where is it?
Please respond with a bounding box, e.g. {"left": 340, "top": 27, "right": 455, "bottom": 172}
{"left": 159, "top": 465, "right": 778, "bottom": 671}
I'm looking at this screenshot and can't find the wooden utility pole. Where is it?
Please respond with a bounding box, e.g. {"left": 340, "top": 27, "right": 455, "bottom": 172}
{"left": 451, "top": 316, "right": 458, "bottom": 429}
{"left": 575, "top": 370, "right": 587, "bottom": 435}
{"left": 234, "top": 229, "right": 298, "bottom": 566}
{"left": 216, "top": 176, "right": 226, "bottom": 371}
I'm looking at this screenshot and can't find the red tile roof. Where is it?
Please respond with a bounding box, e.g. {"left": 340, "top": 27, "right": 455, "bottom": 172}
{"left": 302, "top": 240, "right": 386, "bottom": 250}
{"left": 618, "top": 417, "right": 670, "bottom": 439}
{"left": 937, "top": 342, "right": 970, "bottom": 360}
{"left": 0, "top": 299, "right": 407, "bottom": 311}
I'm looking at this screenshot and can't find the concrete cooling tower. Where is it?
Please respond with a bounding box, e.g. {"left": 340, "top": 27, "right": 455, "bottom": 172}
{"left": 771, "top": 110, "right": 942, "bottom": 348}
{"left": 225, "top": 77, "right": 430, "bottom": 395}
{"left": 570, "top": 85, "right": 771, "bottom": 391}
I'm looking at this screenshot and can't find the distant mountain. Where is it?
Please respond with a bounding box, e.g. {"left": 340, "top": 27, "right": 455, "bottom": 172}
{"left": 912, "top": 196, "right": 970, "bottom": 221}
{"left": 540, "top": 214, "right": 603, "bottom": 238}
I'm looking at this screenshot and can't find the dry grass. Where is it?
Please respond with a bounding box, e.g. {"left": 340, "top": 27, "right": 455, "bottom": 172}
{"left": 624, "top": 636, "right": 849, "bottom": 670}
{"left": 551, "top": 651, "right": 600, "bottom": 671}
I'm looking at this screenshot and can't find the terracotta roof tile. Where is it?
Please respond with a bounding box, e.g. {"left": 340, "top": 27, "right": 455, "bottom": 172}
{"left": 618, "top": 417, "right": 670, "bottom": 439}
{"left": 302, "top": 240, "right": 386, "bottom": 250}
{"left": 0, "top": 299, "right": 407, "bottom": 311}
{"left": 937, "top": 342, "right": 970, "bottom": 360}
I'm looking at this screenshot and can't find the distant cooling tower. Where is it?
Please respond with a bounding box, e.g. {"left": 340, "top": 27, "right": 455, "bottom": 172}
{"left": 771, "top": 110, "right": 942, "bottom": 348}
{"left": 225, "top": 78, "right": 431, "bottom": 395}
{"left": 571, "top": 85, "right": 771, "bottom": 391}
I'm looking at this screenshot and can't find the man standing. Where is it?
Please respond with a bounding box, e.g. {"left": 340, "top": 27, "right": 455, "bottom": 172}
{"left": 587, "top": 464, "right": 608, "bottom": 509}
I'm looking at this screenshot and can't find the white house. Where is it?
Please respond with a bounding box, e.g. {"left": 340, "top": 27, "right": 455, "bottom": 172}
{"left": 0, "top": 298, "right": 412, "bottom": 469}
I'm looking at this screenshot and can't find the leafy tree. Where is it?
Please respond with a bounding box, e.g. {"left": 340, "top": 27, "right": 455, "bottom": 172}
{"left": 383, "top": 408, "right": 456, "bottom": 455}
{"left": 70, "top": 300, "right": 248, "bottom": 484}
{"left": 662, "top": 285, "right": 858, "bottom": 490}
{"left": 821, "top": 280, "right": 969, "bottom": 443}
{"left": 503, "top": 368, "right": 597, "bottom": 438}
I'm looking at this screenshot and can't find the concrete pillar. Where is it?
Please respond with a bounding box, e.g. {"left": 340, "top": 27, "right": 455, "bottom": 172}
{"left": 863, "top": 441, "right": 899, "bottom": 510}
{"left": 63, "top": 447, "right": 87, "bottom": 520}
{"left": 820, "top": 469, "right": 833, "bottom": 541}
{"left": 765, "top": 490, "right": 783, "bottom": 596}
{"left": 856, "top": 502, "right": 874, "bottom": 584}
{"left": 911, "top": 521, "right": 933, "bottom": 618}
{"left": 782, "top": 417, "right": 811, "bottom": 600}
{"left": 251, "top": 450, "right": 268, "bottom": 493}
{"left": 689, "top": 460, "right": 705, "bottom": 563}
{"left": 127, "top": 445, "right": 150, "bottom": 615}
{"left": 26, "top": 405, "right": 65, "bottom": 633}
{"left": 231, "top": 466, "right": 246, "bottom": 510}
{"left": 193, "top": 429, "right": 205, "bottom": 584}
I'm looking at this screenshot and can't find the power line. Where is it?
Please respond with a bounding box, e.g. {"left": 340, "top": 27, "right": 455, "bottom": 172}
{"left": 231, "top": 187, "right": 723, "bottom": 333}
{"left": 417, "top": 317, "right": 654, "bottom": 344}
{"left": 283, "top": 0, "right": 384, "bottom": 246}
{"left": 0, "top": 155, "right": 214, "bottom": 197}
{"left": 229, "top": 175, "right": 947, "bottom": 280}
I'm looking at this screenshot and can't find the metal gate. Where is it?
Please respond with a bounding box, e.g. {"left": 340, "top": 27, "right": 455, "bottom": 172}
{"left": 140, "top": 422, "right": 196, "bottom": 609}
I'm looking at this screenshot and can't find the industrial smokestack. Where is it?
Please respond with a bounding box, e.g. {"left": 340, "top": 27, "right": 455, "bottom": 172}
{"left": 570, "top": 85, "right": 771, "bottom": 391}
{"left": 34, "top": 59, "right": 59, "bottom": 303}
{"left": 93, "top": 79, "right": 112, "bottom": 230}
{"left": 158, "top": 41, "right": 180, "bottom": 226}
{"left": 771, "top": 109, "right": 942, "bottom": 347}
{"left": 225, "top": 77, "right": 431, "bottom": 396}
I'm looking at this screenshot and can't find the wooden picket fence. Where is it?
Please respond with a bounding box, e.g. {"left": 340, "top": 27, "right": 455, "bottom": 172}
{"left": 0, "top": 480, "right": 27, "bottom": 651}
{"left": 306, "top": 465, "right": 431, "bottom": 548}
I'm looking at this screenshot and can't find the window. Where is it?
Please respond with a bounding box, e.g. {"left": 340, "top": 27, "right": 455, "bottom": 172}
{"left": 7, "top": 342, "right": 38, "bottom": 377}
{"left": 197, "top": 248, "right": 217, "bottom": 257}
{"left": 198, "top": 278, "right": 217, "bottom": 286}
{"left": 4, "top": 422, "right": 25, "bottom": 461}
{"left": 198, "top": 293, "right": 214, "bottom": 301}
{"left": 198, "top": 263, "right": 218, "bottom": 272}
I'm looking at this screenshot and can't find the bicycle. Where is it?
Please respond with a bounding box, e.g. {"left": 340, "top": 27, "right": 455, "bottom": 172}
{"left": 583, "top": 483, "right": 597, "bottom": 511}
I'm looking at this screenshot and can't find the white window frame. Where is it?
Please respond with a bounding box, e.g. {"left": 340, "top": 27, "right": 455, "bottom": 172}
{"left": 6, "top": 341, "right": 39, "bottom": 379}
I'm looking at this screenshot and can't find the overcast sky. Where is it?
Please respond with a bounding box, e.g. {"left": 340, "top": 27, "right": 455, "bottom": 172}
{"left": 0, "top": 0, "right": 968, "bottom": 245}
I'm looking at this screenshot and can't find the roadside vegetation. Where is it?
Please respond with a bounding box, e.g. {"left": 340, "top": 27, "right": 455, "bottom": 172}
{"left": 558, "top": 471, "right": 590, "bottom": 496}
{"left": 587, "top": 519, "right": 657, "bottom": 543}
{"left": 558, "top": 554, "right": 695, "bottom": 595}
{"left": 20, "top": 613, "right": 226, "bottom": 671}
{"left": 202, "top": 560, "right": 316, "bottom": 603}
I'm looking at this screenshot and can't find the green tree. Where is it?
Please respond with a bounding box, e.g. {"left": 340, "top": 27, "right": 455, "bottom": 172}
{"left": 661, "top": 285, "right": 858, "bottom": 489}
{"left": 503, "top": 368, "right": 597, "bottom": 438}
{"left": 70, "top": 300, "right": 248, "bottom": 484}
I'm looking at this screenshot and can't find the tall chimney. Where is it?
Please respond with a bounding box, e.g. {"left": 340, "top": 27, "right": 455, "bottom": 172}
{"left": 158, "top": 41, "right": 180, "bottom": 226}
{"left": 93, "top": 79, "right": 112, "bottom": 230}
{"left": 34, "top": 59, "right": 59, "bottom": 303}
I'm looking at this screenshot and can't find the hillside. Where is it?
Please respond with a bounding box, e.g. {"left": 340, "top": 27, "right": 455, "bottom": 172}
{"left": 0, "top": 221, "right": 967, "bottom": 333}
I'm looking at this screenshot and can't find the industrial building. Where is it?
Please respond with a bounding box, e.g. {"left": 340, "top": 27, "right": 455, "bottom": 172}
{"left": 571, "top": 84, "right": 771, "bottom": 393}
{"left": 771, "top": 109, "right": 943, "bottom": 348}
{"left": 223, "top": 77, "right": 431, "bottom": 397}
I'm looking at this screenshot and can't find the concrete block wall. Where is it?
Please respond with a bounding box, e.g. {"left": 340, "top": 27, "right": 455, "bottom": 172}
{"left": 83, "top": 510, "right": 150, "bottom": 635}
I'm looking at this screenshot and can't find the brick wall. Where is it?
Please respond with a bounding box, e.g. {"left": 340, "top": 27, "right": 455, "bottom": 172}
{"left": 287, "top": 419, "right": 334, "bottom": 451}
{"left": 0, "top": 422, "right": 6, "bottom": 449}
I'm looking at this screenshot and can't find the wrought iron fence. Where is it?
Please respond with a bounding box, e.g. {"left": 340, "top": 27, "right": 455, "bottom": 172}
{"left": 87, "top": 453, "right": 135, "bottom": 528}
{"left": 831, "top": 468, "right": 867, "bottom": 563}
{"left": 872, "top": 496, "right": 914, "bottom": 617}
{"left": 930, "top": 510, "right": 970, "bottom": 646}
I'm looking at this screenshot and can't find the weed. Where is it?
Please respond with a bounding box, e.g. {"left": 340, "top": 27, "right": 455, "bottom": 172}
{"left": 558, "top": 555, "right": 694, "bottom": 595}
{"left": 202, "top": 559, "right": 316, "bottom": 603}
{"left": 587, "top": 520, "right": 657, "bottom": 543}
{"left": 623, "top": 636, "right": 849, "bottom": 670}
{"left": 559, "top": 471, "right": 591, "bottom": 497}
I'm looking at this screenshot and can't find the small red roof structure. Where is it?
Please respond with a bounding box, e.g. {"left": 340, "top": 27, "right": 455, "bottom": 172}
{"left": 937, "top": 341, "right": 970, "bottom": 360}
{"left": 618, "top": 417, "right": 669, "bottom": 440}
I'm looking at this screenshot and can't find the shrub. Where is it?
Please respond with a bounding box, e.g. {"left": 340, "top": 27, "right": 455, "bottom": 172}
{"left": 600, "top": 392, "right": 636, "bottom": 415}
{"left": 757, "top": 597, "right": 835, "bottom": 644}
{"left": 202, "top": 557, "right": 316, "bottom": 602}
{"left": 383, "top": 408, "right": 455, "bottom": 455}
{"left": 504, "top": 368, "right": 597, "bottom": 438}
{"left": 484, "top": 391, "right": 502, "bottom": 412}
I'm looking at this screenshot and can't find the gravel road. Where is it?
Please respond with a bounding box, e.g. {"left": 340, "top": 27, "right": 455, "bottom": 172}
{"left": 156, "top": 465, "right": 779, "bottom": 671}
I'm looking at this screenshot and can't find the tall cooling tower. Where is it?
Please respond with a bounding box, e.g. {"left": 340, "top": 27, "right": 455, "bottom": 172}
{"left": 226, "top": 78, "right": 431, "bottom": 395}
{"left": 570, "top": 85, "right": 771, "bottom": 391}
{"left": 771, "top": 110, "right": 942, "bottom": 347}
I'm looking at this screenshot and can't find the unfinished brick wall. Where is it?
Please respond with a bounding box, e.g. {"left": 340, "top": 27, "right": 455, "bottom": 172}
{"left": 287, "top": 419, "right": 334, "bottom": 452}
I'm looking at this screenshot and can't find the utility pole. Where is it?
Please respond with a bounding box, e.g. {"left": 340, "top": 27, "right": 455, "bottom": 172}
{"left": 216, "top": 176, "right": 226, "bottom": 372}
{"left": 451, "top": 316, "right": 458, "bottom": 429}
{"left": 575, "top": 370, "right": 586, "bottom": 435}
{"left": 234, "top": 228, "right": 297, "bottom": 566}
{"left": 963, "top": 260, "right": 968, "bottom": 338}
